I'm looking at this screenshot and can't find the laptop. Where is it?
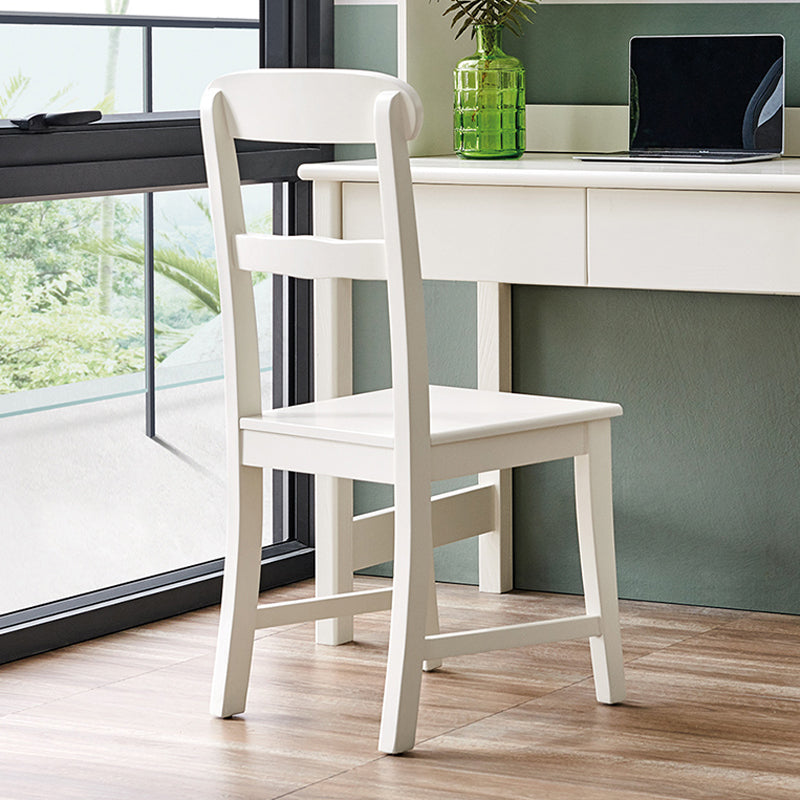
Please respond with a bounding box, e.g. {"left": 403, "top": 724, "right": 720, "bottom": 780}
{"left": 577, "top": 34, "right": 785, "bottom": 164}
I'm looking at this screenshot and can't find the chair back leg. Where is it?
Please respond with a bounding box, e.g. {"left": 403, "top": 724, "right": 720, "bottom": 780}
{"left": 210, "top": 464, "right": 264, "bottom": 718}
{"left": 315, "top": 475, "right": 355, "bottom": 645}
{"left": 574, "top": 419, "right": 627, "bottom": 704}
{"left": 422, "top": 553, "right": 442, "bottom": 673}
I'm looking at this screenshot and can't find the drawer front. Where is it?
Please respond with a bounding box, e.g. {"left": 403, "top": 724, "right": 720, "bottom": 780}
{"left": 588, "top": 189, "right": 800, "bottom": 294}
{"left": 342, "top": 182, "right": 586, "bottom": 286}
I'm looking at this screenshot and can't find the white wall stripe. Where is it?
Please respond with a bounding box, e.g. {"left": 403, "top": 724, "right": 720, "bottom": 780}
{"left": 334, "top": 0, "right": 396, "bottom": 6}
{"left": 335, "top": 0, "right": 797, "bottom": 5}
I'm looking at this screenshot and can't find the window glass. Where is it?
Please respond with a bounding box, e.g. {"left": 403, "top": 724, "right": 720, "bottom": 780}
{"left": 0, "top": 187, "right": 274, "bottom": 615}
{"left": 0, "top": 24, "right": 143, "bottom": 115}
{"left": 0, "top": 2, "right": 258, "bottom": 18}
{"left": 0, "top": 196, "right": 145, "bottom": 413}
{"left": 154, "top": 186, "right": 273, "bottom": 391}
{"left": 0, "top": 5, "right": 258, "bottom": 117}
{"left": 153, "top": 27, "right": 258, "bottom": 112}
{"left": 0, "top": 2, "right": 273, "bottom": 618}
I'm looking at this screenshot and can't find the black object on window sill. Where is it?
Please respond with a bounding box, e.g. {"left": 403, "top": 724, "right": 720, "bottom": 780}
{"left": 10, "top": 110, "right": 103, "bottom": 132}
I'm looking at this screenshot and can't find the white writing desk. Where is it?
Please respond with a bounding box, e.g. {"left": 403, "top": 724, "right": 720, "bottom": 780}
{"left": 297, "top": 153, "right": 800, "bottom": 639}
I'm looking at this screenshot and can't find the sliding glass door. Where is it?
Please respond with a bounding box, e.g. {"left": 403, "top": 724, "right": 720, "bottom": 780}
{"left": 0, "top": 0, "right": 330, "bottom": 661}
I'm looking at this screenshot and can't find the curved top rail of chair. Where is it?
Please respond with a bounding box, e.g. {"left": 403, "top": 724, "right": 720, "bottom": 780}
{"left": 202, "top": 69, "right": 423, "bottom": 144}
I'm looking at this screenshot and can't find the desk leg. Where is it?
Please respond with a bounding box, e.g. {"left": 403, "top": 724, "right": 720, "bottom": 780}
{"left": 478, "top": 282, "right": 513, "bottom": 593}
{"left": 313, "top": 181, "right": 355, "bottom": 645}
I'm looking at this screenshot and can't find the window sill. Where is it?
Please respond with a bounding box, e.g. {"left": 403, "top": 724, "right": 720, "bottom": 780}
{"left": 0, "top": 111, "right": 332, "bottom": 201}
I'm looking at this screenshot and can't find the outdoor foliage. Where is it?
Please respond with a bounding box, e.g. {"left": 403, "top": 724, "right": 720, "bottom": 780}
{"left": 0, "top": 200, "right": 145, "bottom": 393}
{"left": 0, "top": 194, "right": 271, "bottom": 395}
{"left": 80, "top": 197, "right": 222, "bottom": 317}
{"left": 0, "top": 261, "right": 143, "bottom": 393}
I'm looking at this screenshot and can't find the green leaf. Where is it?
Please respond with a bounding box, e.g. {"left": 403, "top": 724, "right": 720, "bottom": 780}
{"left": 433, "top": 0, "right": 538, "bottom": 37}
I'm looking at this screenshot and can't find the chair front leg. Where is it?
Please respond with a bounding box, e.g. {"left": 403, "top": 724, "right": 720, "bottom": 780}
{"left": 574, "top": 419, "right": 627, "bottom": 705}
{"left": 210, "top": 463, "right": 264, "bottom": 718}
{"left": 378, "top": 473, "right": 434, "bottom": 754}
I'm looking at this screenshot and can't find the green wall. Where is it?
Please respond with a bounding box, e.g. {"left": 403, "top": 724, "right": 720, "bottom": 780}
{"left": 334, "top": 4, "right": 397, "bottom": 74}
{"left": 507, "top": 4, "right": 800, "bottom": 105}
{"left": 513, "top": 288, "right": 800, "bottom": 614}
{"left": 336, "top": 5, "right": 479, "bottom": 583}
{"left": 336, "top": 4, "right": 800, "bottom": 613}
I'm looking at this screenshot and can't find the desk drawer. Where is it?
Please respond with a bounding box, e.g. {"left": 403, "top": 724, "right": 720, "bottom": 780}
{"left": 343, "top": 182, "right": 586, "bottom": 285}
{"left": 588, "top": 189, "right": 800, "bottom": 294}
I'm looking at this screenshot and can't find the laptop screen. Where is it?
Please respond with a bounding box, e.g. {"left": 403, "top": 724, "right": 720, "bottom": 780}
{"left": 629, "top": 34, "right": 785, "bottom": 154}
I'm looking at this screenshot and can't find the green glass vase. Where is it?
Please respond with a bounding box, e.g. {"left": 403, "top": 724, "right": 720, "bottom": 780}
{"left": 453, "top": 24, "right": 526, "bottom": 159}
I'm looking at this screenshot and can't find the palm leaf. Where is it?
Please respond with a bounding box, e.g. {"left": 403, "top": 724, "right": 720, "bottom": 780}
{"left": 44, "top": 83, "right": 75, "bottom": 111}
{"left": 434, "top": 0, "right": 537, "bottom": 38}
{"left": 77, "top": 237, "right": 221, "bottom": 314}
{"left": 94, "top": 92, "right": 117, "bottom": 115}
{"left": 0, "top": 72, "right": 31, "bottom": 117}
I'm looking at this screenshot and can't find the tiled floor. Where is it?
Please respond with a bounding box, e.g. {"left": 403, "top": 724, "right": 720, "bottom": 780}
{"left": 1, "top": 578, "right": 798, "bottom": 799}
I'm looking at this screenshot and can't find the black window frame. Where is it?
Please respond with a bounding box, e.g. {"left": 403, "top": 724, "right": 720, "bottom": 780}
{"left": 0, "top": 8, "right": 332, "bottom": 197}
{"left": 0, "top": 0, "right": 331, "bottom": 664}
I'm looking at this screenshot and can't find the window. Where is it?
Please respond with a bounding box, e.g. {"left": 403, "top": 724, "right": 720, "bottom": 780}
{"left": 0, "top": 0, "right": 332, "bottom": 662}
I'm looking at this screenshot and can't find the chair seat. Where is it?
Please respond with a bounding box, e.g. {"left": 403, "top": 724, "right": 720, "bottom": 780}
{"left": 240, "top": 385, "right": 622, "bottom": 448}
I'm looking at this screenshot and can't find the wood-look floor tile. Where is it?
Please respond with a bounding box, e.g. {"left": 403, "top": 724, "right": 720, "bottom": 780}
{"left": 281, "top": 754, "right": 661, "bottom": 800}
{"left": 0, "top": 614, "right": 216, "bottom": 718}
{"left": 0, "top": 653, "right": 378, "bottom": 800}
{"left": 0, "top": 718, "right": 350, "bottom": 800}
{"left": 718, "top": 609, "right": 800, "bottom": 637}
{"left": 0, "top": 580, "right": 329, "bottom": 719}
{"left": 616, "top": 597, "right": 746, "bottom": 651}
{"left": 284, "top": 665, "right": 799, "bottom": 800}
{"left": 281, "top": 603, "right": 799, "bottom": 800}
{"left": 1, "top": 580, "right": 797, "bottom": 800}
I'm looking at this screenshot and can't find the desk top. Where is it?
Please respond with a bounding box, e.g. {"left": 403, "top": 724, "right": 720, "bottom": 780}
{"left": 299, "top": 153, "right": 800, "bottom": 194}
{"left": 301, "top": 153, "right": 800, "bottom": 293}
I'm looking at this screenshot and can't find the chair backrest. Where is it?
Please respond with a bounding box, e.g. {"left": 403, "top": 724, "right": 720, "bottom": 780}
{"left": 201, "top": 69, "right": 431, "bottom": 476}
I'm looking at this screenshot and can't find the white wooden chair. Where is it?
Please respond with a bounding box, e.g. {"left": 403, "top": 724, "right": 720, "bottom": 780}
{"left": 201, "top": 68, "right": 626, "bottom": 755}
